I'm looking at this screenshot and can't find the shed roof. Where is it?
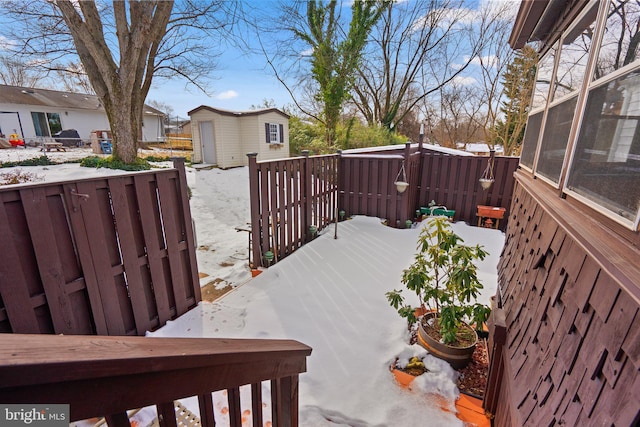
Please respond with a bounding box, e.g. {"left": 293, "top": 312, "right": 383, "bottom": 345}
{"left": 188, "top": 105, "right": 290, "bottom": 119}
{"left": 0, "top": 84, "right": 164, "bottom": 116}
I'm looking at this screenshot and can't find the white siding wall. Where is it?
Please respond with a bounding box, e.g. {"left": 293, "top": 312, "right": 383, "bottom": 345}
{"left": 0, "top": 102, "right": 163, "bottom": 144}
{"left": 190, "top": 119, "right": 203, "bottom": 163}
{"left": 0, "top": 103, "right": 109, "bottom": 142}
{"left": 216, "top": 114, "right": 243, "bottom": 168}
{"left": 141, "top": 114, "right": 164, "bottom": 143}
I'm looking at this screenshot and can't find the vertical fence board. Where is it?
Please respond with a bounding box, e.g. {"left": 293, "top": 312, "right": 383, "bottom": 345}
{"left": 134, "top": 174, "right": 172, "bottom": 326}
{"left": 173, "top": 158, "right": 201, "bottom": 304}
{"left": 0, "top": 198, "right": 41, "bottom": 333}
{"left": 157, "top": 174, "right": 191, "bottom": 317}
{"left": 109, "top": 178, "right": 153, "bottom": 335}
{"left": 21, "top": 187, "right": 76, "bottom": 334}
{"left": 76, "top": 180, "right": 128, "bottom": 335}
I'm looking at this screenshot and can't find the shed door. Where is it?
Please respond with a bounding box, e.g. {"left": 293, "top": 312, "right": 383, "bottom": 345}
{"left": 199, "top": 121, "right": 216, "bottom": 164}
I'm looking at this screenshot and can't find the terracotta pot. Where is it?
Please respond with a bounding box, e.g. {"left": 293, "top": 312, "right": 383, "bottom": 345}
{"left": 417, "top": 312, "right": 477, "bottom": 369}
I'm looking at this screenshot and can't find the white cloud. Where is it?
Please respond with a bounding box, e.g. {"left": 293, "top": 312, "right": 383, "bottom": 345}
{"left": 300, "top": 48, "right": 314, "bottom": 57}
{"left": 470, "top": 55, "right": 499, "bottom": 67}
{"left": 216, "top": 90, "right": 238, "bottom": 100}
{"left": 0, "top": 36, "right": 16, "bottom": 50}
{"left": 453, "top": 76, "right": 477, "bottom": 86}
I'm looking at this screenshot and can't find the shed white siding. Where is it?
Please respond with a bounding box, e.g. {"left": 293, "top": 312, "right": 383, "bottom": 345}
{"left": 189, "top": 106, "right": 290, "bottom": 169}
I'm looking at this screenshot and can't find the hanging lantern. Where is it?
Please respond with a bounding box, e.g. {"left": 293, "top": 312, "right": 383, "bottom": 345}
{"left": 479, "top": 154, "right": 495, "bottom": 190}
{"left": 394, "top": 161, "right": 409, "bottom": 193}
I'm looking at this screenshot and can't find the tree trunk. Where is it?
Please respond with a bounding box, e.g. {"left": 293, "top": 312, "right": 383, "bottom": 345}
{"left": 55, "top": 0, "right": 172, "bottom": 164}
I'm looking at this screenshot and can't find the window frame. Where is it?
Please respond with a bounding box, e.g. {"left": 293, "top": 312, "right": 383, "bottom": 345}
{"left": 265, "top": 122, "right": 284, "bottom": 145}
{"left": 31, "top": 111, "right": 63, "bottom": 137}
{"left": 562, "top": 0, "right": 640, "bottom": 229}
{"left": 533, "top": 3, "right": 600, "bottom": 187}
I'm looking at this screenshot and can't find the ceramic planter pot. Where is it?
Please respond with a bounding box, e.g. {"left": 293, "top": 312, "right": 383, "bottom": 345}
{"left": 417, "top": 312, "right": 477, "bottom": 369}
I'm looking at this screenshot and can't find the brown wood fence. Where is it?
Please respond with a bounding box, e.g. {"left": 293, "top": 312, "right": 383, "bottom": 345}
{"left": 248, "top": 152, "right": 338, "bottom": 268}
{"left": 249, "top": 143, "right": 518, "bottom": 268}
{"left": 0, "top": 158, "right": 200, "bottom": 336}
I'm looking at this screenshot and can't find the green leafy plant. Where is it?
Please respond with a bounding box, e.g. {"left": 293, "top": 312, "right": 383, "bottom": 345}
{"left": 80, "top": 156, "right": 151, "bottom": 171}
{"left": 386, "top": 216, "right": 491, "bottom": 346}
{"left": 1, "top": 156, "right": 55, "bottom": 168}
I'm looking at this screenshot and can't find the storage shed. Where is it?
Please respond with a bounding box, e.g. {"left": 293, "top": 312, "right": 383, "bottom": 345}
{"left": 188, "top": 106, "right": 290, "bottom": 168}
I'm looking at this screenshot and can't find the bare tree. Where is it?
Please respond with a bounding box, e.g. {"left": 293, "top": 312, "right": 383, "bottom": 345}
{"left": 54, "top": 61, "right": 95, "bottom": 94}
{"left": 1, "top": 1, "right": 239, "bottom": 163}
{"left": 432, "top": 81, "right": 486, "bottom": 147}
{"left": 351, "top": 0, "right": 513, "bottom": 131}
{"left": 0, "top": 55, "right": 48, "bottom": 87}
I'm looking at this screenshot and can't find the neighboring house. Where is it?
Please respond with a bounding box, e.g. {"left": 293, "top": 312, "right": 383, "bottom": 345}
{"left": 0, "top": 84, "right": 165, "bottom": 144}
{"left": 180, "top": 120, "right": 192, "bottom": 136}
{"left": 456, "top": 142, "right": 505, "bottom": 156}
{"left": 486, "top": 1, "right": 640, "bottom": 425}
{"left": 188, "top": 105, "right": 290, "bottom": 168}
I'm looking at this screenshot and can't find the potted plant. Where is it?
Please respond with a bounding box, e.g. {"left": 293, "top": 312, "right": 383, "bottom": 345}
{"left": 386, "top": 216, "right": 491, "bottom": 369}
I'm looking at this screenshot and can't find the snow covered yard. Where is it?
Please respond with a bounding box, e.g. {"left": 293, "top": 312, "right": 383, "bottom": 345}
{"left": 151, "top": 216, "right": 504, "bottom": 426}
{"left": 0, "top": 148, "right": 505, "bottom": 426}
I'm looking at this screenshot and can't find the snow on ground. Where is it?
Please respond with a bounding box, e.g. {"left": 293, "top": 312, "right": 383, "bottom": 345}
{"left": 150, "top": 217, "right": 504, "bottom": 426}
{"left": 0, "top": 146, "right": 505, "bottom": 426}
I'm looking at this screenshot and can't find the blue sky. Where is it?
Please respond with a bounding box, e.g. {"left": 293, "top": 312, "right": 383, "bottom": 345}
{"left": 147, "top": 47, "right": 291, "bottom": 119}
{"left": 0, "top": 0, "right": 517, "bottom": 121}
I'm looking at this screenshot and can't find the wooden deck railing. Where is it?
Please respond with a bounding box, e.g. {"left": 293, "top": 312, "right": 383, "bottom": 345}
{"left": 0, "top": 334, "right": 312, "bottom": 427}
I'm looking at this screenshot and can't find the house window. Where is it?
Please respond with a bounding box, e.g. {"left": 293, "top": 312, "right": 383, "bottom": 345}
{"left": 594, "top": 0, "right": 640, "bottom": 80}
{"left": 31, "top": 112, "right": 62, "bottom": 137}
{"left": 566, "top": 0, "right": 640, "bottom": 224}
{"left": 520, "top": 111, "right": 543, "bottom": 169}
{"left": 536, "top": 4, "right": 597, "bottom": 184}
{"left": 519, "top": 47, "right": 557, "bottom": 171}
{"left": 265, "top": 122, "right": 284, "bottom": 144}
{"left": 567, "top": 70, "right": 640, "bottom": 222}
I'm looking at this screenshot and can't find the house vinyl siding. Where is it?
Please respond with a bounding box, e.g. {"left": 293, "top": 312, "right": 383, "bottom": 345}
{"left": 487, "top": 1, "right": 640, "bottom": 424}
{"left": 0, "top": 103, "right": 109, "bottom": 142}
{"left": 0, "top": 85, "right": 164, "bottom": 144}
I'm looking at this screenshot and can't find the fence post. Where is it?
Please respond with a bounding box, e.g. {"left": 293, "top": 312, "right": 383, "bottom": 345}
{"left": 398, "top": 142, "right": 412, "bottom": 227}
{"left": 415, "top": 128, "right": 425, "bottom": 214}
{"left": 302, "top": 150, "right": 312, "bottom": 243}
{"left": 247, "top": 153, "right": 263, "bottom": 268}
{"left": 171, "top": 157, "right": 201, "bottom": 303}
{"left": 483, "top": 305, "right": 507, "bottom": 418}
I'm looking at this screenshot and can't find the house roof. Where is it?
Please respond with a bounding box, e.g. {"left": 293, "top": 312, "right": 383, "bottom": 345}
{"left": 509, "top": 0, "right": 587, "bottom": 50}
{"left": 188, "top": 105, "right": 290, "bottom": 119}
{"left": 0, "top": 84, "right": 164, "bottom": 116}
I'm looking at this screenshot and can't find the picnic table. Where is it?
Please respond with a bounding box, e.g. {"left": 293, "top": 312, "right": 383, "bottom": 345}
{"left": 42, "top": 142, "right": 66, "bottom": 152}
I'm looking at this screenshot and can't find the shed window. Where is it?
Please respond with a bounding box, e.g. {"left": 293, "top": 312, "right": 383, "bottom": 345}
{"left": 265, "top": 122, "right": 284, "bottom": 144}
